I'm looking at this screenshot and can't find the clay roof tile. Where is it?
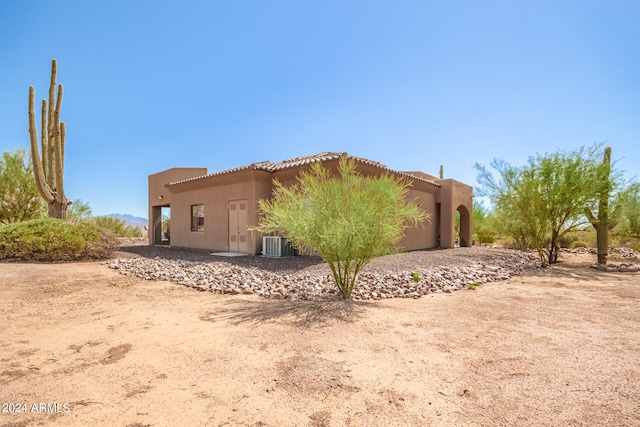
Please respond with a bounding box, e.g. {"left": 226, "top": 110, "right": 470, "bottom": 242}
{"left": 166, "top": 152, "right": 440, "bottom": 187}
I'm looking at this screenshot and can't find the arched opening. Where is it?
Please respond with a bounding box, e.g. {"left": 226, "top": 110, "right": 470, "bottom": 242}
{"left": 456, "top": 204, "right": 472, "bottom": 247}
{"left": 152, "top": 205, "right": 171, "bottom": 245}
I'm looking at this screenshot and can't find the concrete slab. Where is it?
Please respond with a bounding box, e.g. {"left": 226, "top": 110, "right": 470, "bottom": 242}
{"left": 210, "top": 252, "right": 249, "bottom": 257}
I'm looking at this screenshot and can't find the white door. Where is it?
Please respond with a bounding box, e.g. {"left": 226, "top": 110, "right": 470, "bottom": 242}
{"left": 228, "top": 199, "right": 248, "bottom": 252}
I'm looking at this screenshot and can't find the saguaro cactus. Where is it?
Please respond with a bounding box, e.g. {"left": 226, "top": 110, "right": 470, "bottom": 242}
{"left": 587, "top": 146, "right": 613, "bottom": 265}
{"left": 28, "top": 58, "right": 70, "bottom": 219}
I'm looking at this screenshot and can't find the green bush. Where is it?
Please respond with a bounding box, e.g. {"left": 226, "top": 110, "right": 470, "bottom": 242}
{"left": 92, "top": 216, "right": 144, "bottom": 238}
{"left": 252, "top": 155, "right": 428, "bottom": 299}
{"left": 611, "top": 236, "right": 640, "bottom": 252}
{"left": 411, "top": 270, "right": 421, "bottom": 282}
{"left": 0, "top": 218, "right": 118, "bottom": 261}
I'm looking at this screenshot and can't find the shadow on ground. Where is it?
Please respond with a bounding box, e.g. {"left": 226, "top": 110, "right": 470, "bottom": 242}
{"left": 201, "top": 298, "right": 375, "bottom": 328}
{"left": 541, "top": 260, "right": 634, "bottom": 281}
{"left": 117, "top": 244, "right": 326, "bottom": 274}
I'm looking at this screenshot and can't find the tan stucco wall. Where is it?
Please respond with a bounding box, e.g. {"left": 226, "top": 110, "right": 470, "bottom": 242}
{"left": 434, "top": 179, "right": 473, "bottom": 248}
{"left": 148, "top": 160, "right": 473, "bottom": 254}
{"left": 402, "top": 187, "right": 438, "bottom": 251}
{"left": 154, "top": 169, "right": 274, "bottom": 253}
{"left": 148, "top": 167, "right": 208, "bottom": 207}
{"left": 148, "top": 167, "right": 208, "bottom": 246}
{"left": 268, "top": 160, "right": 442, "bottom": 252}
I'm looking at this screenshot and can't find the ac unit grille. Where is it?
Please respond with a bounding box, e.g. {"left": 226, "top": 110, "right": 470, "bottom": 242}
{"left": 262, "top": 236, "right": 295, "bottom": 257}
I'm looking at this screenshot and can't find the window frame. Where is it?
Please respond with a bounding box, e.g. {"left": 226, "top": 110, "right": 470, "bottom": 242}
{"left": 191, "top": 204, "right": 205, "bottom": 232}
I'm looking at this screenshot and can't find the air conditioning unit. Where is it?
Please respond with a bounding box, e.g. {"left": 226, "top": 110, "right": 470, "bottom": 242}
{"left": 262, "top": 236, "right": 295, "bottom": 257}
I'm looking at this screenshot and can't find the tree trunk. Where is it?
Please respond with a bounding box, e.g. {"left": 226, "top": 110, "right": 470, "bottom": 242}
{"left": 548, "top": 232, "right": 560, "bottom": 265}
{"left": 547, "top": 244, "right": 560, "bottom": 266}
{"left": 596, "top": 222, "right": 608, "bottom": 264}
{"left": 48, "top": 200, "right": 68, "bottom": 220}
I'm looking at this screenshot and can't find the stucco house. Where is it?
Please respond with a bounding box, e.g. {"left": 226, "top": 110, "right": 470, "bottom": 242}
{"left": 148, "top": 152, "right": 473, "bottom": 255}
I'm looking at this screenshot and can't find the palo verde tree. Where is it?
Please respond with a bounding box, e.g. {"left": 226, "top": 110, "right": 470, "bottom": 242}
{"left": 475, "top": 144, "right": 614, "bottom": 267}
{"left": 252, "top": 155, "right": 428, "bottom": 299}
{"left": 0, "top": 148, "right": 46, "bottom": 224}
{"left": 472, "top": 200, "right": 497, "bottom": 246}
{"left": 614, "top": 183, "right": 640, "bottom": 239}
{"left": 28, "top": 58, "right": 71, "bottom": 219}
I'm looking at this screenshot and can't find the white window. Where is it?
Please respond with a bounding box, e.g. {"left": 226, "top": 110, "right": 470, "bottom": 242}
{"left": 191, "top": 204, "right": 204, "bottom": 232}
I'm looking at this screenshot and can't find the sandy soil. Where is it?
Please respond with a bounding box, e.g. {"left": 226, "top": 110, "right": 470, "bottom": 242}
{"left": 1, "top": 252, "right": 639, "bottom": 427}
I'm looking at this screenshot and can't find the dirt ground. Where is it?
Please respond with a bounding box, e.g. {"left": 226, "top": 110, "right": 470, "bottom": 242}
{"left": 1, "top": 252, "right": 639, "bottom": 427}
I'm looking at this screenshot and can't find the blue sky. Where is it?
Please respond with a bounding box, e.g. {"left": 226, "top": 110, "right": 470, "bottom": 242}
{"left": 1, "top": 1, "right": 638, "bottom": 219}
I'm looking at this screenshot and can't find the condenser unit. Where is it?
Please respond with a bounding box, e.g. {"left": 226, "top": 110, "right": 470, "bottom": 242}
{"left": 262, "top": 236, "right": 295, "bottom": 257}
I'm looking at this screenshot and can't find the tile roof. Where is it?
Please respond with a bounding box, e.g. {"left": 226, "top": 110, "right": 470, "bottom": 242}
{"left": 165, "top": 152, "right": 440, "bottom": 187}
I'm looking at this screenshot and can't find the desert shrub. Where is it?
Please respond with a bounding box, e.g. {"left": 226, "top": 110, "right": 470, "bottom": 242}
{"left": 559, "top": 232, "right": 585, "bottom": 249}
{"left": 610, "top": 236, "right": 640, "bottom": 252}
{"left": 92, "top": 216, "right": 143, "bottom": 238}
{"left": 252, "top": 155, "right": 428, "bottom": 299}
{"left": 570, "top": 237, "right": 594, "bottom": 249}
{"left": 67, "top": 199, "right": 93, "bottom": 221}
{"left": 476, "top": 144, "right": 618, "bottom": 266}
{"left": 0, "top": 218, "right": 118, "bottom": 261}
{"left": 472, "top": 201, "right": 497, "bottom": 246}
{"left": 0, "top": 148, "right": 45, "bottom": 224}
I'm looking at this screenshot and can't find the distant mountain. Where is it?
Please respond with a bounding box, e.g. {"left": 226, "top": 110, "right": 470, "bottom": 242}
{"left": 106, "top": 214, "right": 148, "bottom": 229}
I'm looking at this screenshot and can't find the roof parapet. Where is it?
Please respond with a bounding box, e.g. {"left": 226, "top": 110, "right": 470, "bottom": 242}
{"left": 165, "top": 152, "right": 440, "bottom": 188}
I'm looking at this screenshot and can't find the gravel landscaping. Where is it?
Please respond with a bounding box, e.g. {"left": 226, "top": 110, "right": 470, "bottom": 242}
{"left": 111, "top": 243, "right": 543, "bottom": 300}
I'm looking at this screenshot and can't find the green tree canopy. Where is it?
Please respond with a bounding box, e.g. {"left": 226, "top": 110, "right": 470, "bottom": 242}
{"left": 252, "top": 155, "right": 428, "bottom": 299}
{"left": 475, "top": 144, "right": 616, "bottom": 266}
{"left": 0, "top": 148, "right": 45, "bottom": 224}
{"left": 472, "top": 201, "right": 497, "bottom": 246}
{"left": 614, "top": 183, "right": 640, "bottom": 238}
{"left": 92, "top": 216, "right": 144, "bottom": 238}
{"left": 67, "top": 199, "right": 93, "bottom": 222}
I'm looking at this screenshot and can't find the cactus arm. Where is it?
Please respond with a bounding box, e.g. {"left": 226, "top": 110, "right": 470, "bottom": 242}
{"left": 40, "top": 99, "right": 48, "bottom": 183}
{"left": 28, "top": 86, "right": 55, "bottom": 203}
{"left": 597, "top": 147, "right": 612, "bottom": 225}
{"left": 60, "top": 121, "right": 66, "bottom": 166}
{"left": 53, "top": 83, "right": 65, "bottom": 203}
{"left": 47, "top": 60, "right": 57, "bottom": 188}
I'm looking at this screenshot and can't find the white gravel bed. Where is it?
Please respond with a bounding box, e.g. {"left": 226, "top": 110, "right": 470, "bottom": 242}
{"left": 109, "top": 247, "right": 542, "bottom": 300}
